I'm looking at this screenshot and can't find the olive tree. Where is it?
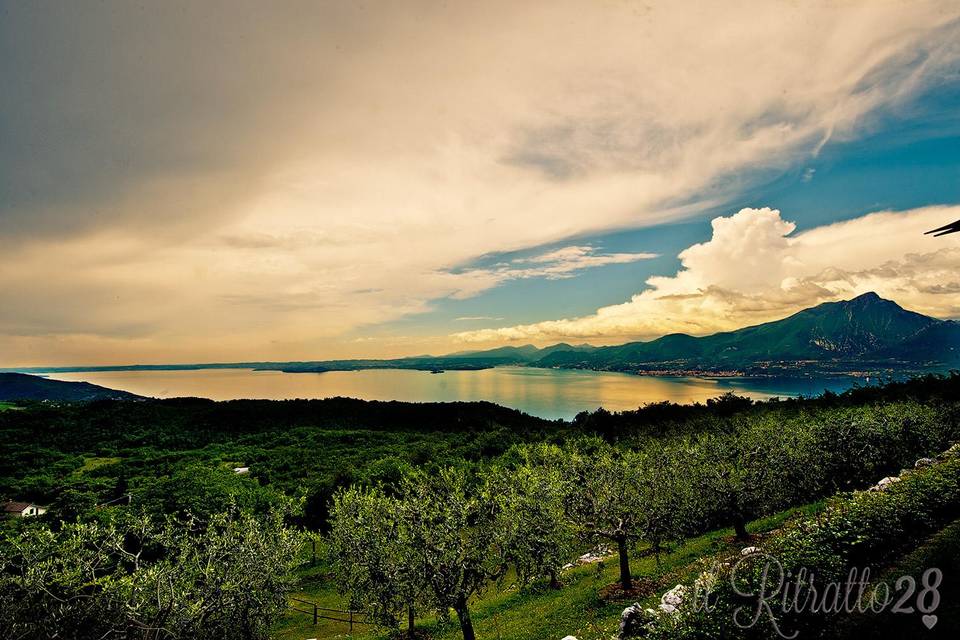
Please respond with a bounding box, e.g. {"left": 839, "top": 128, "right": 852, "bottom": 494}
{"left": 399, "top": 467, "right": 508, "bottom": 640}
{"left": 633, "top": 445, "right": 696, "bottom": 560}
{"left": 565, "top": 446, "right": 646, "bottom": 591}
{"left": 0, "top": 506, "right": 303, "bottom": 640}
{"left": 694, "top": 419, "right": 793, "bottom": 540}
{"left": 485, "top": 456, "right": 577, "bottom": 589}
{"left": 328, "top": 485, "right": 430, "bottom": 637}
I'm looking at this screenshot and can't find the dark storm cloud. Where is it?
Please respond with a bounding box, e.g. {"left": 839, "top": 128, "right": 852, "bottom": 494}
{"left": 0, "top": 1, "right": 374, "bottom": 241}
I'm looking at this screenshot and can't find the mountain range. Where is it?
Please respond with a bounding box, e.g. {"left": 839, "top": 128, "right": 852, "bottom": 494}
{"left": 535, "top": 292, "right": 960, "bottom": 373}
{"left": 271, "top": 293, "right": 960, "bottom": 376}
{"left": 5, "top": 293, "right": 958, "bottom": 379}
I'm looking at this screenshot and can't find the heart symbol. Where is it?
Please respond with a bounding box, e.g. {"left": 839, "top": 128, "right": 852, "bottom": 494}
{"left": 922, "top": 614, "right": 938, "bottom": 629}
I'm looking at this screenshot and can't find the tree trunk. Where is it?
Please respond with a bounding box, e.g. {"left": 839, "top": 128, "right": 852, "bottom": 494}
{"left": 407, "top": 603, "right": 416, "bottom": 638}
{"left": 733, "top": 513, "right": 749, "bottom": 540}
{"left": 548, "top": 568, "right": 561, "bottom": 589}
{"left": 455, "top": 596, "right": 476, "bottom": 640}
{"left": 616, "top": 536, "right": 632, "bottom": 591}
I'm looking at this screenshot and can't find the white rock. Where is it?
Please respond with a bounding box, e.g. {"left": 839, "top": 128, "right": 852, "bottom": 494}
{"left": 658, "top": 603, "right": 677, "bottom": 614}
{"left": 915, "top": 458, "right": 935, "bottom": 468}
{"left": 561, "top": 636, "right": 578, "bottom": 640}
{"left": 873, "top": 476, "right": 901, "bottom": 491}
{"left": 661, "top": 584, "right": 687, "bottom": 607}
{"left": 576, "top": 544, "right": 612, "bottom": 565}
{"left": 740, "top": 546, "right": 761, "bottom": 556}
{"left": 618, "top": 602, "right": 646, "bottom": 638}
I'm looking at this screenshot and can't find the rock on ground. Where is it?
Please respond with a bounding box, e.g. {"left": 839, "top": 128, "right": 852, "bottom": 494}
{"left": 618, "top": 602, "right": 646, "bottom": 639}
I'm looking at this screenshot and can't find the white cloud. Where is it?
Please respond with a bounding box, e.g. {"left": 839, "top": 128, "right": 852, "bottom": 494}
{"left": 453, "top": 206, "right": 960, "bottom": 344}
{"left": 450, "top": 245, "right": 657, "bottom": 292}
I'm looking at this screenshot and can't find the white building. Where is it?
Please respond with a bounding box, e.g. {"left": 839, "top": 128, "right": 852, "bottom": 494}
{"left": 2, "top": 501, "right": 47, "bottom": 518}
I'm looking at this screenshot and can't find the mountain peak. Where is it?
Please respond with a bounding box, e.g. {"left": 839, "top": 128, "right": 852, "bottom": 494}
{"left": 535, "top": 292, "right": 957, "bottom": 371}
{"left": 841, "top": 291, "right": 895, "bottom": 311}
{"left": 810, "top": 292, "right": 903, "bottom": 316}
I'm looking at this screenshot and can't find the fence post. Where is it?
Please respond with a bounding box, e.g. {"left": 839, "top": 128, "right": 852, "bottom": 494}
{"left": 311, "top": 538, "right": 316, "bottom": 564}
{"left": 349, "top": 609, "right": 353, "bottom": 633}
{"left": 313, "top": 603, "right": 318, "bottom": 626}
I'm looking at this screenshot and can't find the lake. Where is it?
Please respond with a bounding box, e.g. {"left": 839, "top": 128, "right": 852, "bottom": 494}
{"left": 45, "top": 366, "right": 863, "bottom": 420}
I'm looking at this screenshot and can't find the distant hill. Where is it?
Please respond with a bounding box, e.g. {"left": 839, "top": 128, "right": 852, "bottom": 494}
{"left": 536, "top": 293, "right": 960, "bottom": 373}
{"left": 7, "top": 293, "right": 956, "bottom": 378}
{"left": 449, "top": 343, "right": 596, "bottom": 360}
{"left": 277, "top": 294, "right": 957, "bottom": 375}
{"left": 0, "top": 373, "right": 142, "bottom": 402}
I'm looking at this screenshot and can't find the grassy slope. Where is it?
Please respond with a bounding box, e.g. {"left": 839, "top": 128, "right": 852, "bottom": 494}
{"left": 271, "top": 503, "right": 825, "bottom": 640}
{"left": 828, "top": 518, "right": 960, "bottom": 640}
{"left": 74, "top": 456, "right": 122, "bottom": 474}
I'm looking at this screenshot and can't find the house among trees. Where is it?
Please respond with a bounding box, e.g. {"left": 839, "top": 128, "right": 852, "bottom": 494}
{"left": 2, "top": 501, "right": 47, "bottom": 518}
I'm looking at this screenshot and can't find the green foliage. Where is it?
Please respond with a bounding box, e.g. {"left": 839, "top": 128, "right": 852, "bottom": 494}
{"left": 322, "top": 382, "right": 960, "bottom": 639}
{"left": 329, "top": 485, "right": 431, "bottom": 634}
{"left": 330, "top": 467, "right": 519, "bottom": 640}
{"left": 2, "top": 376, "right": 960, "bottom": 640}
{"left": 636, "top": 455, "right": 960, "bottom": 639}
{"left": 564, "top": 445, "right": 646, "bottom": 590}
{"left": 132, "top": 463, "right": 284, "bottom": 520}
{"left": 486, "top": 449, "right": 578, "bottom": 589}
{"left": 0, "top": 506, "right": 305, "bottom": 640}
{"left": 0, "top": 397, "right": 560, "bottom": 524}
{"left": 399, "top": 467, "right": 509, "bottom": 640}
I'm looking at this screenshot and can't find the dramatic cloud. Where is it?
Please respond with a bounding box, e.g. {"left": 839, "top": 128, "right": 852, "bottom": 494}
{"left": 2, "top": 2, "right": 960, "bottom": 364}
{"left": 446, "top": 245, "right": 658, "bottom": 298}
{"left": 453, "top": 206, "right": 960, "bottom": 344}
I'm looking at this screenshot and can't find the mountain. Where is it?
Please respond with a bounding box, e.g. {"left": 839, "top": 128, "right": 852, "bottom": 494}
{"left": 0, "top": 373, "right": 143, "bottom": 402}
{"left": 276, "top": 343, "right": 599, "bottom": 373}
{"left": 7, "top": 294, "right": 954, "bottom": 378}
{"left": 281, "top": 294, "right": 955, "bottom": 375}
{"left": 535, "top": 293, "right": 960, "bottom": 373}
{"left": 437, "top": 343, "right": 596, "bottom": 361}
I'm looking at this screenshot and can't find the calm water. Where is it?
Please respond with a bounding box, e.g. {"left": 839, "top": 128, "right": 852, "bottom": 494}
{"left": 46, "top": 367, "right": 861, "bottom": 420}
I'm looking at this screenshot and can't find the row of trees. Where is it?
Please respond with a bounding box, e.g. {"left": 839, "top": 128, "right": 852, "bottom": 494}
{"left": 329, "top": 399, "right": 959, "bottom": 639}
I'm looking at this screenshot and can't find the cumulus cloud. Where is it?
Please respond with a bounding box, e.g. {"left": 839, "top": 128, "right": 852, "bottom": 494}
{"left": 453, "top": 206, "right": 960, "bottom": 344}
{"left": 2, "top": 2, "right": 960, "bottom": 364}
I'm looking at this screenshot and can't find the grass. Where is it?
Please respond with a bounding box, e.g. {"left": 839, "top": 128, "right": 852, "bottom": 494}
{"left": 74, "top": 456, "right": 122, "bottom": 474}
{"left": 271, "top": 502, "right": 825, "bottom": 640}
{"left": 0, "top": 402, "right": 19, "bottom": 412}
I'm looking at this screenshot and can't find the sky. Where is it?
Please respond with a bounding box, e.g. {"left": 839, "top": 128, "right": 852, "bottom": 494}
{"left": 2, "top": 0, "right": 960, "bottom": 366}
